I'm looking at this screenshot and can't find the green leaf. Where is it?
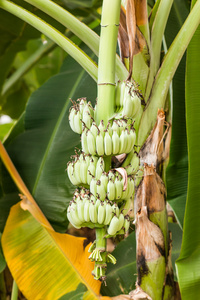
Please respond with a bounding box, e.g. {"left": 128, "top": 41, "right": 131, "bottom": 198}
{"left": 101, "top": 223, "right": 182, "bottom": 297}
{"left": 59, "top": 283, "right": 87, "bottom": 300}
{"left": 0, "top": 0, "right": 66, "bottom": 118}
{"left": 0, "top": 122, "right": 15, "bottom": 142}
{"left": 0, "top": 54, "right": 97, "bottom": 232}
{"left": 165, "top": 0, "right": 189, "bottom": 229}
{"left": 0, "top": 1, "right": 40, "bottom": 95}
{"left": 0, "top": 233, "right": 6, "bottom": 273}
{"left": 176, "top": 1, "right": 200, "bottom": 298}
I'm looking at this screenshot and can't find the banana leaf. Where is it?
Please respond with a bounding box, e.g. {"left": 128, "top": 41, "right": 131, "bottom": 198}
{"left": 2, "top": 197, "right": 103, "bottom": 299}
{"left": 0, "top": 53, "right": 97, "bottom": 233}
{"left": 165, "top": 0, "right": 189, "bottom": 229}
{"left": 176, "top": 0, "right": 200, "bottom": 298}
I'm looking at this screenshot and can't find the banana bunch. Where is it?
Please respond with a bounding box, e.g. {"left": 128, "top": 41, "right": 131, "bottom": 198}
{"left": 90, "top": 171, "right": 135, "bottom": 201}
{"left": 82, "top": 119, "right": 136, "bottom": 156}
{"left": 67, "top": 91, "right": 142, "bottom": 281}
{"left": 67, "top": 188, "right": 130, "bottom": 236}
{"left": 69, "top": 98, "right": 94, "bottom": 134}
{"left": 115, "top": 80, "right": 142, "bottom": 118}
{"left": 67, "top": 153, "right": 99, "bottom": 186}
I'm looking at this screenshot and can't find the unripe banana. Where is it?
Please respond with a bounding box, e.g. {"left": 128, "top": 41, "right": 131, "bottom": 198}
{"left": 77, "top": 198, "right": 85, "bottom": 223}
{"left": 67, "top": 211, "right": 81, "bottom": 229}
{"left": 79, "top": 157, "right": 88, "bottom": 184}
{"left": 84, "top": 199, "right": 90, "bottom": 222}
{"left": 87, "top": 130, "right": 96, "bottom": 155}
{"left": 112, "top": 130, "right": 120, "bottom": 155}
{"left": 119, "top": 130, "right": 127, "bottom": 154}
{"left": 89, "top": 201, "right": 98, "bottom": 223}
{"left": 69, "top": 107, "right": 76, "bottom": 133}
{"left": 106, "top": 122, "right": 112, "bottom": 137}
{"left": 126, "top": 177, "right": 135, "bottom": 199}
{"left": 124, "top": 129, "right": 132, "bottom": 153}
{"left": 127, "top": 130, "right": 136, "bottom": 153}
{"left": 112, "top": 203, "right": 119, "bottom": 217}
{"left": 126, "top": 152, "right": 140, "bottom": 175}
{"left": 90, "top": 178, "right": 97, "bottom": 197}
{"left": 81, "top": 128, "right": 89, "bottom": 153}
{"left": 73, "top": 159, "right": 81, "bottom": 183}
{"left": 73, "top": 110, "right": 82, "bottom": 134}
{"left": 87, "top": 101, "right": 95, "bottom": 118}
{"left": 114, "top": 176, "right": 123, "bottom": 199}
{"left": 123, "top": 91, "right": 134, "bottom": 118}
{"left": 104, "top": 131, "right": 112, "bottom": 156}
{"left": 96, "top": 180, "right": 107, "bottom": 201}
{"left": 79, "top": 98, "right": 87, "bottom": 114}
{"left": 98, "top": 120, "right": 106, "bottom": 138}
{"left": 87, "top": 157, "right": 96, "bottom": 184}
{"left": 98, "top": 202, "right": 106, "bottom": 224}
{"left": 96, "top": 133, "right": 104, "bottom": 156}
{"left": 95, "top": 198, "right": 101, "bottom": 212}
{"left": 117, "top": 213, "right": 125, "bottom": 232}
{"left": 104, "top": 201, "right": 114, "bottom": 225}
{"left": 90, "top": 122, "right": 98, "bottom": 137}
{"left": 112, "top": 120, "right": 120, "bottom": 135}
{"left": 100, "top": 173, "right": 109, "bottom": 191}
{"left": 123, "top": 215, "right": 130, "bottom": 233}
{"left": 95, "top": 157, "right": 105, "bottom": 180}
{"left": 131, "top": 93, "right": 141, "bottom": 117}
{"left": 107, "top": 215, "right": 120, "bottom": 236}
{"left": 67, "top": 201, "right": 82, "bottom": 228}
{"left": 67, "top": 162, "right": 79, "bottom": 186}
{"left": 107, "top": 179, "right": 115, "bottom": 201}
{"left": 82, "top": 105, "right": 93, "bottom": 129}
{"left": 108, "top": 170, "right": 115, "bottom": 181}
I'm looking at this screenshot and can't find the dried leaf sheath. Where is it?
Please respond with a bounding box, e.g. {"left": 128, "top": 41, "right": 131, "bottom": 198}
{"left": 131, "top": 110, "right": 174, "bottom": 299}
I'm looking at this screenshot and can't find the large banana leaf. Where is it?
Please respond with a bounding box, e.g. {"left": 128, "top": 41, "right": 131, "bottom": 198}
{"left": 176, "top": 1, "right": 200, "bottom": 298}
{"left": 0, "top": 54, "right": 97, "bottom": 232}
{"left": 2, "top": 197, "right": 103, "bottom": 300}
{"left": 165, "top": 0, "right": 189, "bottom": 228}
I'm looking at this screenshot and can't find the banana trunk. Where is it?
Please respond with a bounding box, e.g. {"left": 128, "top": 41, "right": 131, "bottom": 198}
{"left": 132, "top": 110, "right": 174, "bottom": 300}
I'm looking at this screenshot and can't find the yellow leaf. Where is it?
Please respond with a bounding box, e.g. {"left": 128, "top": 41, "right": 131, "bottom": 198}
{"left": 2, "top": 201, "right": 102, "bottom": 300}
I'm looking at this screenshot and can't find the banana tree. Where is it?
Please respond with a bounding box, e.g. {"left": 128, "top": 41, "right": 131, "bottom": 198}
{"left": 0, "top": 0, "right": 200, "bottom": 299}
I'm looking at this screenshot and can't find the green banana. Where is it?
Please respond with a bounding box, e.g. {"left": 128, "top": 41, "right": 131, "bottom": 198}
{"left": 98, "top": 202, "right": 106, "bottom": 224}
{"left": 104, "top": 131, "right": 112, "bottom": 155}
{"left": 107, "top": 215, "right": 120, "bottom": 236}
{"left": 107, "top": 179, "right": 115, "bottom": 201}
{"left": 87, "top": 130, "right": 96, "bottom": 155}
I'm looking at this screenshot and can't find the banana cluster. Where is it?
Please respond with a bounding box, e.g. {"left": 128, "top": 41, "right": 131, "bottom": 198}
{"left": 82, "top": 119, "right": 136, "bottom": 156}
{"left": 67, "top": 189, "right": 130, "bottom": 236}
{"left": 69, "top": 98, "right": 94, "bottom": 134}
{"left": 90, "top": 172, "right": 134, "bottom": 201}
{"left": 115, "top": 80, "right": 142, "bottom": 118}
{"left": 67, "top": 154, "right": 135, "bottom": 202}
{"left": 67, "top": 153, "right": 99, "bottom": 186}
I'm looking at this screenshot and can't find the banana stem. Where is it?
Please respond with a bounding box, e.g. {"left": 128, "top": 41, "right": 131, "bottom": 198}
{"left": 96, "top": 0, "right": 121, "bottom": 125}
{"left": 11, "top": 280, "right": 18, "bottom": 300}
{"left": 94, "top": 227, "right": 107, "bottom": 280}
{"left": 95, "top": 228, "right": 106, "bottom": 250}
